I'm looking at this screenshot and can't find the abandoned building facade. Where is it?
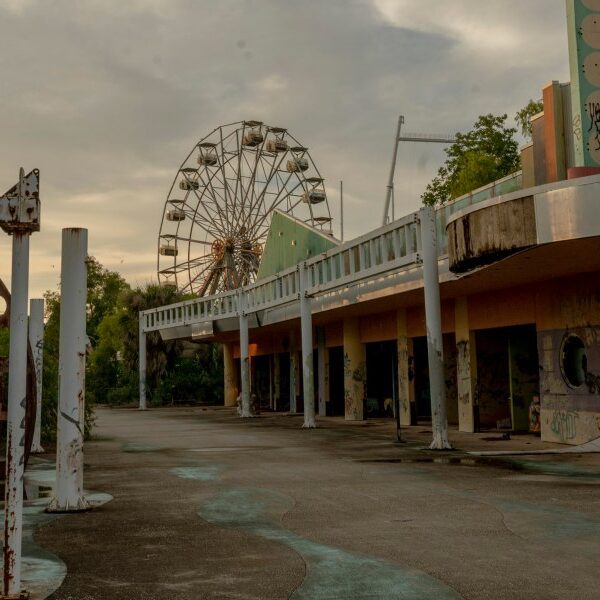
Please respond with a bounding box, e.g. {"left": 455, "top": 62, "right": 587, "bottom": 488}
{"left": 140, "top": 0, "right": 600, "bottom": 446}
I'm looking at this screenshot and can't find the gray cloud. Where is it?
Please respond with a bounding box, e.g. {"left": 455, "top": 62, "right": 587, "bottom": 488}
{"left": 0, "top": 0, "right": 569, "bottom": 296}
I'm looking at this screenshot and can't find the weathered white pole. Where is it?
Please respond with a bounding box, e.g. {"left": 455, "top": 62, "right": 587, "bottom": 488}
{"left": 317, "top": 327, "right": 327, "bottom": 417}
{"left": 138, "top": 314, "right": 147, "bottom": 410}
{"left": 299, "top": 263, "right": 316, "bottom": 428}
{"left": 29, "top": 298, "right": 45, "bottom": 453}
{"left": 419, "top": 207, "right": 451, "bottom": 450}
{"left": 3, "top": 232, "right": 31, "bottom": 596}
{"left": 48, "top": 228, "right": 89, "bottom": 512}
{"left": 238, "top": 290, "right": 251, "bottom": 418}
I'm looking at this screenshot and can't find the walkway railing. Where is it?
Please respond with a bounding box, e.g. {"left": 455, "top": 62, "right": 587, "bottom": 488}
{"left": 141, "top": 211, "right": 421, "bottom": 332}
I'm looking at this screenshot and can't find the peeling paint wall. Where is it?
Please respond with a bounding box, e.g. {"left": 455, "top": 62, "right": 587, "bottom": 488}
{"left": 537, "top": 283, "right": 600, "bottom": 445}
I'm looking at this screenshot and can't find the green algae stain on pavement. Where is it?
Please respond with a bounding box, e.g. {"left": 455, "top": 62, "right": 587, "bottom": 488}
{"left": 200, "top": 488, "right": 462, "bottom": 599}
{"left": 170, "top": 466, "right": 220, "bottom": 481}
{"left": 123, "top": 442, "right": 163, "bottom": 452}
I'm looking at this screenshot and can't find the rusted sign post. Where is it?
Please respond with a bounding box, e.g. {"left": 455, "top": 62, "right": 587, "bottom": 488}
{"left": 47, "top": 229, "right": 89, "bottom": 513}
{"left": 1, "top": 168, "right": 40, "bottom": 600}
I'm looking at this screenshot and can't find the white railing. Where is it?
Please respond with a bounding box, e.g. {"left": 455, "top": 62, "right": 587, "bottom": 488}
{"left": 141, "top": 212, "right": 420, "bottom": 333}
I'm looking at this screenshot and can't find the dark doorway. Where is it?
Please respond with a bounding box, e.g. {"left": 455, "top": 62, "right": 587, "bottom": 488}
{"left": 253, "top": 355, "right": 271, "bottom": 410}
{"left": 279, "top": 353, "right": 290, "bottom": 412}
{"left": 365, "top": 341, "right": 397, "bottom": 418}
{"left": 413, "top": 337, "right": 431, "bottom": 421}
{"left": 412, "top": 334, "right": 458, "bottom": 425}
{"left": 475, "top": 325, "right": 539, "bottom": 431}
{"left": 328, "top": 346, "right": 345, "bottom": 416}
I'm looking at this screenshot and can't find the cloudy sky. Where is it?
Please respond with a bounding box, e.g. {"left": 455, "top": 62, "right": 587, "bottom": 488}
{"left": 0, "top": 0, "right": 569, "bottom": 298}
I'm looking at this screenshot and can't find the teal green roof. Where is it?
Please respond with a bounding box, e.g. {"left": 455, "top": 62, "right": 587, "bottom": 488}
{"left": 257, "top": 210, "right": 338, "bottom": 279}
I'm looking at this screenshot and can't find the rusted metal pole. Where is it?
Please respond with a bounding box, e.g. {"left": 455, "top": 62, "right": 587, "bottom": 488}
{"left": 29, "top": 298, "right": 44, "bottom": 453}
{"left": 299, "top": 263, "right": 316, "bottom": 428}
{"left": 138, "top": 314, "right": 147, "bottom": 410}
{"left": 47, "top": 228, "right": 89, "bottom": 512}
{"left": 3, "top": 232, "right": 31, "bottom": 598}
{"left": 238, "top": 290, "right": 251, "bottom": 418}
{"left": 419, "top": 207, "right": 451, "bottom": 450}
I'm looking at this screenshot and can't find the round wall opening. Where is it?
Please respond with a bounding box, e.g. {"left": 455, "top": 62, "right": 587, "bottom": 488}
{"left": 560, "top": 334, "right": 587, "bottom": 388}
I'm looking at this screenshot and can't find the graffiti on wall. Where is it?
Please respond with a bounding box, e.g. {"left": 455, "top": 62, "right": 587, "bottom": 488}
{"left": 343, "top": 352, "right": 366, "bottom": 419}
{"left": 550, "top": 410, "right": 579, "bottom": 442}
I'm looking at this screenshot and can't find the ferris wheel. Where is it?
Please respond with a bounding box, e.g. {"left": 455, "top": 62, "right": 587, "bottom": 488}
{"left": 158, "top": 120, "right": 333, "bottom": 296}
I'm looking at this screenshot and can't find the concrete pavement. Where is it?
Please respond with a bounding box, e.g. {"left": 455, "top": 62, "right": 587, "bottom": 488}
{"left": 35, "top": 407, "right": 600, "bottom": 599}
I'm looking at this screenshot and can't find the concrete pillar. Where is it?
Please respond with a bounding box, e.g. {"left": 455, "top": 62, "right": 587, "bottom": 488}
{"left": 138, "top": 315, "right": 147, "bottom": 410}
{"left": 343, "top": 318, "right": 365, "bottom": 421}
{"left": 223, "top": 343, "right": 238, "bottom": 407}
{"left": 273, "top": 352, "right": 280, "bottom": 411}
{"left": 29, "top": 298, "right": 45, "bottom": 453}
{"left": 317, "top": 327, "right": 328, "bottom": 417}
{"left": 289, "top": 348, "right": 297, "bottom": 414}
{"left": 396, "top": 308, "right": 413, "bottom": 427}
{"left": 48, "top": 228, "right": 89, "bottom": 512}
{"left": 299, "top": 263, "right": 316, "bottom": 428}
{"left": 238, "top": 291, "right": 251, "bottom": 418}
{"left": 455, "top": 298, "right": 478, "bottom": 433}
{"left": 3, "top": 232, "right": 31, "bottom": 595}
{"left": 419, "top": 207, "right": 451, "bottom": 450}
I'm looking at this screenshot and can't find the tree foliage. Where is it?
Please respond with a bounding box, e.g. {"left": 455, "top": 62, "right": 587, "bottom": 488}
{"left": 515, "top": 99, "right": 544, "bottom": 140}
{"left": 41, "top": 257, "right": 129, "bottom": 441}
{"left": 422, "top": 114, "right": 520, "bottom": 206}
{"left": 89, "top": 283, "right": 223, "bottom": 407}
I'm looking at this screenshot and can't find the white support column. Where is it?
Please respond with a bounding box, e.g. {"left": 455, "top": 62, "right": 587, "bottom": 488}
{"left": 317, "top": 327, "right": 327, "bottom": 417}
{"left": 238, "top": 290, "right": 251, "bottom": 418}
{"left": 3, "top": 232, "right": 31, "bottom": 596}
{"left": 138, "top": 314, "right": 147, "bottom": 411}
{"left": 300, "top": 263, "right": 316, "bottom": 428}
{"left": 29, "top": 298, "right": 45, "bottom": 453}
{"left": 48, "top": 228, "right": 89, "bottom": 512}
{"left": 419, "top": 207, "right": 451, "bottom": 450}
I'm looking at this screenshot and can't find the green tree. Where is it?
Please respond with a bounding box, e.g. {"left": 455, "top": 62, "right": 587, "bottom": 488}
{"left": 41, "top": 258, "right": 129, "bottom": 441}
{"left": 95, "top": 282, "right": 223, "bottom": 407}
{"left": 86, "top": 257, "right": 128, "bottom": 344}
{"left": 515, "top": 99, "right": 544, "bottom": 140}
{"left": 422, "top": 114, "right": 520, "bottom": 206}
